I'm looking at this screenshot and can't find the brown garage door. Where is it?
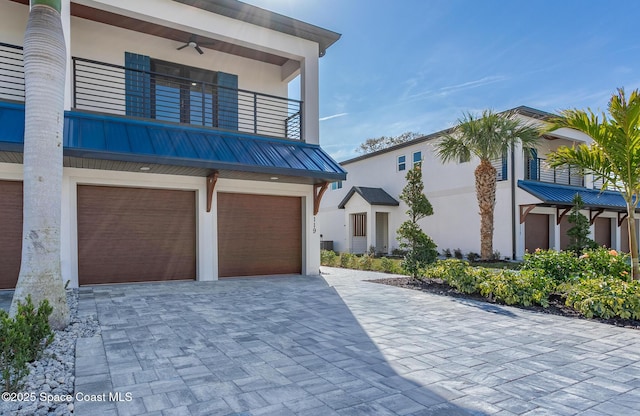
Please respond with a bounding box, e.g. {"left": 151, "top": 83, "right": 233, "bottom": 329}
{"left": 0, "top": 181, "right": 22, "bottom": 289}
{"left": 77, "top": 185, "right": 196, "bottom": 285}
{"left": 218, "top": 193, "right": 302, "bottom": 277}
{"left": 594, "top": 217, "right": 612, "bottom": 248}
{"left": 525, "top": 213, "right": 549, "bottom": 252}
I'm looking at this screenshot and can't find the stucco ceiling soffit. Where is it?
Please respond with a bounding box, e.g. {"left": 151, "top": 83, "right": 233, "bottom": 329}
{"left": 8, "top": 0, "right": 290, "bottom": 66}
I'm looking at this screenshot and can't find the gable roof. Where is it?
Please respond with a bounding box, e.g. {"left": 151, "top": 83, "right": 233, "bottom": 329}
{"left": 341, "top": 106, "right": 554, "bottom": 166}
{"left": 338, "top": 186, "right": 400, "bottom": 209}
{"left": 517, "top": 180, "right": 637, "bottom": 212}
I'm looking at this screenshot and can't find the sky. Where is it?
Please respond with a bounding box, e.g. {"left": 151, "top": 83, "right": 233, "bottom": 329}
{"left": 244, "top": 0, "right": 640, "bottom": 162}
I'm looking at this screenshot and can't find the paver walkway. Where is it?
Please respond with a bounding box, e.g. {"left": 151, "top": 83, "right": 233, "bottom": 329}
{"left": 72, "top": 267, "right": 640, "bottom": 415}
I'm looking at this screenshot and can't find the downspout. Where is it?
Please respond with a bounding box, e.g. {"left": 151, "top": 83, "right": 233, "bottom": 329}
{"left": 511, "top": 146, "right": 517, "bottom": 261}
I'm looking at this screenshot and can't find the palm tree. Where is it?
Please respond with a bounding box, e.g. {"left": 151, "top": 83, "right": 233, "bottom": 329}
{"left": 547, "top": 88, "right": 640, "bottom": 280}
{"left": 10, "top": 0, "right": 69, "bottom": 328}
{"left": 436, "top": 110, "right": 541, "bottom": 260}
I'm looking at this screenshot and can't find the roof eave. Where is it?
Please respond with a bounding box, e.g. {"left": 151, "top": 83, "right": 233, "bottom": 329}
{"left": 171, "top": 0, "right": 341, "bottom": 57}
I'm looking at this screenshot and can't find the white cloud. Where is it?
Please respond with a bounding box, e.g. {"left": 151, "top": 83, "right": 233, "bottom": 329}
{"left": 404, "top": 75, "right": 508, "bottom": 102}
{"left": 319, "top": 112, "right": 349, "bottom": 121}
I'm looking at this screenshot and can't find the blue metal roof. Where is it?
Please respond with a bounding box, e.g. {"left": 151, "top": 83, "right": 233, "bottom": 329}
{"left": 0, "top": 101, "right": 346, "bottom": 181}
{"left": 518, "top": 180, "right": 635, "bottom": 211}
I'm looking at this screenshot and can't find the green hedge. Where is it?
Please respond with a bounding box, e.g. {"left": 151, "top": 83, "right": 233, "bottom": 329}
{"left": 479, "top": 269, "right": 555, "bottom": 307}
{"left": 564, "top": 277, "right": 640, "bottom": 319}
{"left": 522, "top": 247, "right": 631, "bottom": 283}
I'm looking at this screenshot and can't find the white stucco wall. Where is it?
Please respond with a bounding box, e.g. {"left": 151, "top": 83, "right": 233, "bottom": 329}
{"left": 320, "top": 137, "right": 502, "bottom": 257}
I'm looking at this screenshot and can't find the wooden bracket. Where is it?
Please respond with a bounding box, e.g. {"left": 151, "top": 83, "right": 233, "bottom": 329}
{"left": 556, "top": 206, "right": 571, "bottom": 225}
{"left": 206, "top": 171, "right": 219, "bottom": 213}
{"left": 618, "top": 211, "right": 629, "bottom": 227}
{"left": 589, "top": 208, "right": 604, "bottom": 225}
{"left": 313, "top": 182, "right": 329, "bottom": 215}
{"left": 519, "top": 204, "right": 537, "bottom": 224}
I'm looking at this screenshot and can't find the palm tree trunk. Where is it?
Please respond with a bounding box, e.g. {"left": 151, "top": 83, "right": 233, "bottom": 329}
{"left": 475, "top": 159, "right": 496, "bottom": 260}
{"left": 626, "top": 203, "right": 639, "bottom": 280}
{"left": 10, "top": 0, "right": 69, "bottom": 329}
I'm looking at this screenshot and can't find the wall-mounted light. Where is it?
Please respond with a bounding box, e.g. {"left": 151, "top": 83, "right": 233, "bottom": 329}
{"left": 270, "top": 176, "right": 279, "bottom": 180}
{"left": 140, "top": 166, "right": 151, "bottom": 171}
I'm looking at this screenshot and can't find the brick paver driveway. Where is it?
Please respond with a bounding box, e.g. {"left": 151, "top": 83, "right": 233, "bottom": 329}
{"left": 75, "top": 267, "right": 640, "bottom": 415}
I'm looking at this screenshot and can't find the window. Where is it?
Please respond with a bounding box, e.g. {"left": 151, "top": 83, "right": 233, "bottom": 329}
{"left": 151, "top": 60, "right": 216, "bottom": 126}
{"left": 331, "top": 181, "right": 343, "bottom": 190}
{"left": 413, "top": 151, "right": 422, "bottom": 167}
{"left": 492, "top": 151, "right": 508, "bottom": 181}
{"left": 397, "top": 155, "right": 406, "bottom": 171}
{"left": 353, "top": 213, "right": 366, "bottom": 237}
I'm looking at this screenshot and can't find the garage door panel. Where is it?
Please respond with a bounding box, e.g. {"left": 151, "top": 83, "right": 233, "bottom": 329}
{"left": 0, "top": 181, "right": 22, "bottom": 289}
{"left": 525, "top": 213, "right": 549, "bottom": 252}
{"left": 218, "top": 193, "right": 301, "bottom": 277}
{"left": 78, "top": 186, "right": 196, "bottom": 285}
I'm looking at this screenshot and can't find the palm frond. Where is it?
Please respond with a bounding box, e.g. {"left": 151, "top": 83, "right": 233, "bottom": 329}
{"left": 436, "top": 135, "right": 471, "bottom": 163}
{"left": 436, "top": 109, "right": 543, "bottom": 164}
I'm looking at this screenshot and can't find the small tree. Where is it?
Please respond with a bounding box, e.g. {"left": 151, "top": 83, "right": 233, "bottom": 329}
{"left": 356, "top": 131, "right": 423, "bottom": 154}
{"left": 566, "top": 194, "right": 597, "bottom": 255}
{"left": 397, "top": 164, "right": 437, "bottom": 279}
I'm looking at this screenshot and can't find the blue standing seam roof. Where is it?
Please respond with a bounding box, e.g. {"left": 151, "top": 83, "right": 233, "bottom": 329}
{"left": 517, "top": 180, "right": 636, "bottom": 210}
{"left": 0, "top": 102, "right": 346, "bottom": 181}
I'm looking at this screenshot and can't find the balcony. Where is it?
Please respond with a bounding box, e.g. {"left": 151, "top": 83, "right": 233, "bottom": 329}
{"left": 525, "top": 155, "right": 584, "bottom": 187}
{"left": 0, "top": 43, "right": 303, "bottom": 141}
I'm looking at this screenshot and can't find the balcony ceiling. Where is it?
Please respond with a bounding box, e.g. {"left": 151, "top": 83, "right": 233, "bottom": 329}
{"left": 9, "top": 0, "right": 289, "bottom": 66}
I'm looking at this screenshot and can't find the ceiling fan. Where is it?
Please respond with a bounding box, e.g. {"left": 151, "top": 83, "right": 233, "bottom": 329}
{"left": 176, "top": 35, "right": 214, "bottom": 55}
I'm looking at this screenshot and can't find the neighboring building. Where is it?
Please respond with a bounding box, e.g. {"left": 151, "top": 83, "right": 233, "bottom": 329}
{"left": 319, "top": 106, "right": 639, "bottom": 260}
{"left": 0, "top": 0, "right": 345, "bottom": 289}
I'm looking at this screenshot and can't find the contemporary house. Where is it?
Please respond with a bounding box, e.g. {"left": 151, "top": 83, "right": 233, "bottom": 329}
{"left": 0, "top": 0, "right": 346, "bottom": 289}
{"left": 319, "top": 106, "right": 639, "bottom": 260}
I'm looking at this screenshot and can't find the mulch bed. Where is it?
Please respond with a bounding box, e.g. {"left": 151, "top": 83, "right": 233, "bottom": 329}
{"left": 368, "top": 276, "right": 640, "bottom": 330}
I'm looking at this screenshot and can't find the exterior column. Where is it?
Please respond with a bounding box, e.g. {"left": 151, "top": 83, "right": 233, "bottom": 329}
{"left": 300, "top": 50, "right": 319, "bottom": 145}
{"left": 60, "top": 0, "right": 71, "bottom": 110}
{"left": 367, "top": 207, "right": 375, "bottom": 255}
{"left": 306, "top": 193, "right": 321, "bottom": 275}
{"left": 614, "top": 219, "right": 622, "bottom": 252}
{"left": 552, "top": 212, "right": 560, "bottom": 250}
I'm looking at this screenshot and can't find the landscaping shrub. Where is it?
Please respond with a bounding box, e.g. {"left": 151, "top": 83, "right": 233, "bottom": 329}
{"left": 450, "top": 267, "right": 491, "bottom": 294}
{"left": 320, "top": 250, "right": 338, "bottom": 267}
{"left": 359, "top": 254, "right": 374, "bottom": 270}
{"left": 425, "top": 259, "right": 488, "bottom": 294}
{"left": 340, "top": 252, "right": 356, "bottom": 269}
{"left": 522, "top": 247, "right": 632, "bottom": 283}
{"left": 578, "top": 248, "right": 631, "bottom": 280}
{"left": 478, "top": 269, "right": 555, "bottom": 307}
{"left": 379, "top": 257, "right": 399, "bottom": 274}
{"left": 564, "top": 277, "right": 640, "bottom": 319}
{"left": 466, "top": 252, "right": 480, "bottom": 262}
{"left": 0, "top": 296, "right": 54, "bottom": 392}
{"left": 425, "top": 258, "right": 470, "bottom": 282}
{"left": 521, "top": 249, "right": 581, "bottom": 283}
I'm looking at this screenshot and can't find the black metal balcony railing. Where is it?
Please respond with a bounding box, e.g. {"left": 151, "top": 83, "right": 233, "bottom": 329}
{"left": 0, "top": 43, "right": 24, "bottom": 102}
{"left": 525, "top": 156, "right": 584, "bottom": 186}
{"left": 0, "top": 43, "right": 302, "bottom": 141}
